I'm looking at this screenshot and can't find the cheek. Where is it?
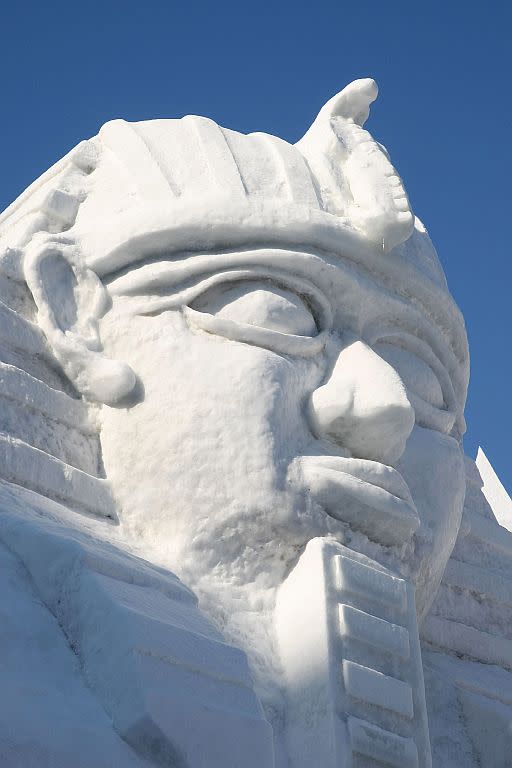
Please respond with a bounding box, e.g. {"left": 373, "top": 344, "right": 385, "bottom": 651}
{"left": 102, "top": 309, "right": 322, "bottom": 448}
{"left": 98, "top": 310, "right": 323, "bottom": 540}
{"left": 396, "top": 426, "right": 465, "bottom": 611}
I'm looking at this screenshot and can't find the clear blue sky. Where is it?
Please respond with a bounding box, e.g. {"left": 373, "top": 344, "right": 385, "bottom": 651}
{"left": 2, "top": 1, "right": 511, "bottom": 491}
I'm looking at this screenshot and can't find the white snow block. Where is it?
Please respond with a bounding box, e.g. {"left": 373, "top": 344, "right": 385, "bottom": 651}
{"left": 0, "top": 361, "right": 92, "bottom": 430}
{"left": 0, "top": 486, "right": 274, "bottom": 768}
{"left": 0, "top": 362, "right": 100, "bottom": 473}
{"left": 79, "top": 571, "right": 275, "bottom": 768}
{"left": 459, "top": 688, "right": 512, "bottom": 768}
{"left": 339, "top": 604, "right": 410, "bottom": 658}
{"left": 343, "top": 659, "right": 414, "bottom": 719}
{"left": 422, "top": 614, "right": 512, "bottom": 670}
{"left": 348, "top": 716, "right": 419, "bottom": 768}
{"left": 0, "top": 297, "right": 49, "bottom": 356}
{"left": 275, "top": 537, "right": 431, "bottom": 768}
{"left": 0, "top": 539, "right": 152, "bottom": 768}
{"left": 0, "top": 434, "right": 114, "bottom": 517}
{"left": 476, "top": 447, "right": 512, "bottom": 531}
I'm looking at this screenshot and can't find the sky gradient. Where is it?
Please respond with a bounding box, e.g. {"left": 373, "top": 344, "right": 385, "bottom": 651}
{"left": 1, "top": 0, "right": 510, "bottom": 491}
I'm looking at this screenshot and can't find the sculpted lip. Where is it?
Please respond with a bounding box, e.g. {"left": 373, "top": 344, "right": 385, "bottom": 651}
{"left": 299, "top": 455, "right": 420, "bottom": 546}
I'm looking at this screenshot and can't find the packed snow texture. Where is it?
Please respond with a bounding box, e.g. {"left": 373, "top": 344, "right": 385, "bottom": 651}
{"left": 0, "top": 78, "right": 510, "bottom": 767}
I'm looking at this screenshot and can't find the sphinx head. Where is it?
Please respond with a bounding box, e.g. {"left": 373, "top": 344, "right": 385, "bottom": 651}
{"left": 0, "top": 80, "right": 469, "bottom": 617}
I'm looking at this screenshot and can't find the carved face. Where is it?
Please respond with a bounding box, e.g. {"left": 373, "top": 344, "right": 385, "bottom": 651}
{"left": 5, "top": 80, "right": 467, "bottom": 623}
{"left": 96, "top": 246, "right": 466, "bottom": 617}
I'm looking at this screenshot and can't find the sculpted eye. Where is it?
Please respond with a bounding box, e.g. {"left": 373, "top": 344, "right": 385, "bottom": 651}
{"left": 190, "top": 281, "right": 318, "bottom": 337}
{"left": 373, "top": 342, "right": 444, "bottom": 408}
{"left": 182, "top": 273, "right": 331, "bottom": 358}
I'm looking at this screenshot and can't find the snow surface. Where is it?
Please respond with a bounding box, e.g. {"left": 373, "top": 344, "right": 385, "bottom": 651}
{"left": 0, "top": 78, "right": 509, "bottom": 767}
{"left": 476, "top": 446, "right": 512, "bottom": 532}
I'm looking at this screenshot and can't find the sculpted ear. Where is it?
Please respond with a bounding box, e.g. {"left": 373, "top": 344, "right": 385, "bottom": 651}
{"left": 24, "top": 235, "right": 135, "bottom": 405}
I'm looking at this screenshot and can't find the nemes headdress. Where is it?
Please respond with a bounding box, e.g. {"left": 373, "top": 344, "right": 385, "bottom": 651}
{"left": 0, "top": 79, "right": 468, "bottom": 411}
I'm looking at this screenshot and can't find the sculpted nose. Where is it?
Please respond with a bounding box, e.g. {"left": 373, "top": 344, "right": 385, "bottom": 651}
{"left": 309, "top": 339, "right": 415, "bottom": 465}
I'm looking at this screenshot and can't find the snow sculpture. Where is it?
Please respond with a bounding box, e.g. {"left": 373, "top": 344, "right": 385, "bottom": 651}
{"left": 0, "top": 78, "right": 508, "bottom": 767}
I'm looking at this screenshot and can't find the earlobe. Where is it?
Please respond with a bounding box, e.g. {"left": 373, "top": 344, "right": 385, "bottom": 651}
{"left": 23, "top": 234, "right": 136, "bottom": 405}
